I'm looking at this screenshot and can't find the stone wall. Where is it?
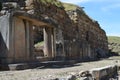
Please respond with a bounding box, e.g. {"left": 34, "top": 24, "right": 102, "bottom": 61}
{"left": 0, "top": 14, "right": 31, "bottom": 64}
{"left": 0, "top": 0, "right": 109, "bottom": 64}
{"left": 0, "top": 14, "right": 10, "bottom": 63}
{"left": 25, "top": 0, "right": 76, "bottom": 59}
{"left": 66, "top": 7, "right": 108, "bottom": 59}
{"left": 25, "top": 0, "right": 108, "bottom": 60}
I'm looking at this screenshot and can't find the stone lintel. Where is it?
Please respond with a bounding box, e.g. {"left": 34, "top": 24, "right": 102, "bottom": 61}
{"left": 13, "top": 11, "right": 53, "bottom": 28}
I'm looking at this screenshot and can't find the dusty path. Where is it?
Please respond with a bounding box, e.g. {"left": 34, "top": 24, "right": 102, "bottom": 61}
{"left": 0, "top": 56, "right": 120, "bottom": 80}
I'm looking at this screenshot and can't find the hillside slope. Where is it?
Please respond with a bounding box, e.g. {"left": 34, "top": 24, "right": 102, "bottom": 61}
{"left": 108, "top": 36, "right": 120, "bottom": 55}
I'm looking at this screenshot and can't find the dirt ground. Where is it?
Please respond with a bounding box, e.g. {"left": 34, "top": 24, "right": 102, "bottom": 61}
{"left": 0, "top": 56, "right": 120, "bottom": 80}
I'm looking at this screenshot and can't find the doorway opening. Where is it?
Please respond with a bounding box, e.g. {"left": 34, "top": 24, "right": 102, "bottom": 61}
{"left": 33, "top": 26, "right": 45, "bottom": 58}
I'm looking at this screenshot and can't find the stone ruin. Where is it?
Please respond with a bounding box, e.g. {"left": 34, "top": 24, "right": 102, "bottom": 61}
{"left": 0, "top": 0, "right": 108, "bottom": 67}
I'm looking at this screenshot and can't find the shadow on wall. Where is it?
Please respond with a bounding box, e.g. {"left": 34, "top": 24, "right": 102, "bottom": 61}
{"left": 95, "top": 48, "right": 108, "bottom": 58}
{"left": 0, "top": 33, "right": 9, "bottom": 64}
{"left": 0, "top": 1, "right": 2, "bottom": 11}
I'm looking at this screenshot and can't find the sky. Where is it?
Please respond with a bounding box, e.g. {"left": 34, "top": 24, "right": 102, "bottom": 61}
{"left": 60, "top": 0, "right": 120, "bottom": 36}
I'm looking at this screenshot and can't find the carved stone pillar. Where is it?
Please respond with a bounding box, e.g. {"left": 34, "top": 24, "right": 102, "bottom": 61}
{"left": 44, "top": 27, "right": 52, "bottom": 58}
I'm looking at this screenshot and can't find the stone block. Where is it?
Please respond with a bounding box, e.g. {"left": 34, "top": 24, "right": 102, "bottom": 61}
{"left": 90, "top": 65, "right": 118, "bottom": 80}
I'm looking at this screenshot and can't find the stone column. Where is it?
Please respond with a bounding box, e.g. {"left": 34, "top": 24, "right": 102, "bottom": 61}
{"left": 88, "top": 44, "right": 91, "bottom": 58}
{"left": 14, "top": 17, "right": 26, "bottom": 62}
{"left": 25, "top": 20, "right": 30, "bottom": 60}
{"left": 29, "top": 22, "right": 34, "bottom": 59}
{"left": 51, "top": 28, "right": 56, "bottom": 58}
{"left": 44, "top": 27, "right": 52, "bottom": 58}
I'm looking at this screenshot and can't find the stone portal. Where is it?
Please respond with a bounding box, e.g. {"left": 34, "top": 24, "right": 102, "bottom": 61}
{"left": 0, "top": 12, "right": 56, "bottom": 64}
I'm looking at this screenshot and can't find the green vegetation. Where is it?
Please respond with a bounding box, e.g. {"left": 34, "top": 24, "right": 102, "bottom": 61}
{"left": 40, "top": 0, "right": 81, "bottom": 11}
{"left": 62, "top": 2, "right": 86, "bottom": 16}
{"left": 40, "top": 0, "right": 63, "bottom": 8}
{"left": 62, "top": 3, "right": 78, "bottom": 11}
{"left": 108, "top": 36, "right": 120, "bottom": 44}
{"left": 34, "top": 41, "right": 44, "bottom": 48}
{"left": 108, "top": 36, "right": 120, "bottom": 55}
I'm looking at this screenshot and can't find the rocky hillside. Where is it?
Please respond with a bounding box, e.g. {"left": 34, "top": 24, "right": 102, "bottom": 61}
{"left": 62, "top": 3, "right": 78, "bottom": 11}
{"left": 20, "top": 0, "right": 109, "bottom": 58}
{"left": 108, "top": 36, "right": 120, "bottom": 55}
{"left": 0, "top": 0, "right": 109, "bottom": 62}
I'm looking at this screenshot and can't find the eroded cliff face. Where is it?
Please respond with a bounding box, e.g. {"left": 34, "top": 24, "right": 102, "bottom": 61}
{"left": 25, "top": 0, "right": 77, "bottom": 59}
{"left": 65, "top": 6, "right": 108, "bottom": 58}
{"left": 0, "top": 0, "right": 108, "bottom": 61}
{"left": 25, "top": 0, "right": 108, "bottom": 59}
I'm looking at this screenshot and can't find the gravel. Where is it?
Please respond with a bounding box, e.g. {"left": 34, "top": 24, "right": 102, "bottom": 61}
{"left": 0, "top": 56, "right": 120, "bottom": 80}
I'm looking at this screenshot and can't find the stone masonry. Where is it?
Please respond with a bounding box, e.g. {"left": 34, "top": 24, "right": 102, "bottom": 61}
{"left": 0, "top": 0, "right": 108, "bottom": 65}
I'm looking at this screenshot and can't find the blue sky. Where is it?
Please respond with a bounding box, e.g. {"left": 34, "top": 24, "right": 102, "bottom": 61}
{"left": 60, "top": 0, "right": 120, "bottom": 36}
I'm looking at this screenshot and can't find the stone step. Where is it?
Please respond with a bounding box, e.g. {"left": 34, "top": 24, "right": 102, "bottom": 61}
{"left": 0, "top": 60, "right": 77, "bottom": 70}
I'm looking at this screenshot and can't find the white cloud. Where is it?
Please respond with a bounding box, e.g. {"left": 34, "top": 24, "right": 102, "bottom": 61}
{"left": 60, "top": 0, "right": 90, "bottom": 4}
{"left": 107, "top": 33, "right": 120, "bottom": 37}
{"left": 60, "top": 0, "right": 120, "bottom": 4}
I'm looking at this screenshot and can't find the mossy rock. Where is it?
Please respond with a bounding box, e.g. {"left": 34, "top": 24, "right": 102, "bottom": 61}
{"left": 62, "top": 2, "right": 78, "bottom": 11}
{"left": 40, "top": 0, "right": 63, "bottom": 8}
{"left": 62, "top": 2, "right": 85, "bottom": 14}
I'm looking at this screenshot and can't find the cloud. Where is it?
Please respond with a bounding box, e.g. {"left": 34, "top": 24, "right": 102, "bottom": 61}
{"left": 107, "top": 33, "right": 120, "bottom": 37}
{"left": 60, "top": 0, "right": 120, "bottom": 4}
{"left": 60, "top": 0, "right": 90, "bottom": 4}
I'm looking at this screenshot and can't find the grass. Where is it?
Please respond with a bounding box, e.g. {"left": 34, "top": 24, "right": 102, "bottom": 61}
{"left": 108, "top": 36, "right": 120, "bottom": 54}
{"left": 34, "top": 41, "right": 44, "bottom": 48}
{"left": 40, "top": 0, "right": 63, "bottom": 8}
{"left": 40, "top": 0, "right": 83, "bottom": 11}
{"left": 108, "top": 36, "right": 120, "bottom": 44}
{"left": 62, "top": 3, "right": 78, "bottom": 11}
{"left": 62, "top": 2, "right": 87, "bottom": 18}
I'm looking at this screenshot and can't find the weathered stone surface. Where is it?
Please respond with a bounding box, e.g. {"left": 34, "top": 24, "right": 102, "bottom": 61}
{"left": 66, "top": 7, "right": 108, "bottom": 59}
{"left": 1, "top": 0, "right": 25, "bottom": 7}
{"left": 0, "top": 0, "right": 108, "bottom": 65}
{"left": 0, "top": 14, "right": 10, "bottom": 63}
{"left": 79, "top": 77, "right": 93, "bottom": 80}
{"left": 79, "top": 71, "right": 91, "bottom": 77}
{"left": 66, "top": 75, "right": 77, "bottom": 80}
{"left": 90, "top": 65, "right": 117, "bottom": 80}
{"left": 51, "top": 65, "right": 118, "bottom": 80}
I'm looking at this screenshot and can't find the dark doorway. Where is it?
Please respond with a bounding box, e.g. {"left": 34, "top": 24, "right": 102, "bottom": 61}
{"left": 33, "top": 26, "right": 45, "bottom": 58}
